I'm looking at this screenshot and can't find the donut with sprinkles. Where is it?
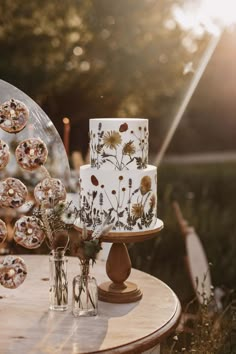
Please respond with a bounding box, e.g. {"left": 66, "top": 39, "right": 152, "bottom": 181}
{"left": 0, "top": 255, "right": 27, "bottom": 289}
{"left": 15, "top": 138, "right": 48, "bottom": 171}
{"left": 0, "top": 219, "right": 7, "bottom": 244}
{"left": 14, "top": 216, "right": 46, "bottom": 249}
{"left": 0, "top": 139, "right": 10, "bottom": 170}
{"left": 0, "top": 98, "right": 29, "bottom": 133}
{"left": 0, "top": 177, "right": 28, "bottom": 208}
{"left": 34, "top": 178, "right": 66, "bottom": 208}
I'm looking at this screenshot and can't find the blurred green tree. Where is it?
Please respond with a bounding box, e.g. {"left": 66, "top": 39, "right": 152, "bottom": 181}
{"left": 0, "top": 0, "right": 210, "bottom": 154}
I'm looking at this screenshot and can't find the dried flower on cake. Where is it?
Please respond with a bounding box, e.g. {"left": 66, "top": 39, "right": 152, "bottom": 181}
{"left": 140, "top": 176, "right": 152, "bottom": 195}
{"left": 149, "top": 194, "right": 156, "bottom": 209}
{"left": 103, "top": 131, "right": 122, "bottom": 149}
{"left": 122, "top": 141, "right": 136, "bottom": 156}
{"left": 131, "top": 203, "right": 144, "bottom": 219}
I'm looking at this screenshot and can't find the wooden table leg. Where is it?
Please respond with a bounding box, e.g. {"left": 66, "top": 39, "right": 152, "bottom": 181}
{"left": 98, "top": 243, "right": 142, "bottom": 303}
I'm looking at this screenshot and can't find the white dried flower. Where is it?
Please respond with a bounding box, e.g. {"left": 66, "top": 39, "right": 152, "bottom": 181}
{"left": 60, "top": 206, "right": 77, "bottom": 225}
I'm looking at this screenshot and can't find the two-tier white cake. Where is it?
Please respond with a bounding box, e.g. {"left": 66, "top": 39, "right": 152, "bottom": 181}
{"left": 79, "top": 118, "right": 157, "bottom": 232}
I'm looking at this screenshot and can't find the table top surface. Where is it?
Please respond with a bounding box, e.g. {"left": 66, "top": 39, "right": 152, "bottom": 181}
{"left": 0, "top": 255, "right": 181, "bottom": 354}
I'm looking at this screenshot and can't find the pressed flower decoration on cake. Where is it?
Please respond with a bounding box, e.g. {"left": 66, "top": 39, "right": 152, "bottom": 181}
{"left": 79, "top": 172, "right": 157, "bottom": 232}
{"left": 90, "top": 121, "right": 148, "bottom": 170}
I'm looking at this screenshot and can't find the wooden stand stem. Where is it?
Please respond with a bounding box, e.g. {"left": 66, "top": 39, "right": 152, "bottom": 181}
{"left": 98, "top": 243, "right": 142, "bottom": 303}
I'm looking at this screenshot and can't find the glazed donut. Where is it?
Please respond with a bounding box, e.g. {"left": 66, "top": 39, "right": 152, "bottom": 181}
{"left": 0, "top": 98, "right": 29, "bottom": 133}
{"left": 0, "top": 139, "right": 10, "bottom": 170}
{"left": 34, "top": 178, "right": 66, "bottom": 208}
{"left": 15, "top": 138, "right": 48, "bottom": 171}
{"left": 0, "top": 219, "right": 7, "bottom": 243}
{"left": 0, "top": 255, "right": 27, "bottom": 289}
{"left": 14, "top": 216, "right": 45, "bottom": 249}
{"left": 0, "top": 177, "right": 28, "bottom": 208}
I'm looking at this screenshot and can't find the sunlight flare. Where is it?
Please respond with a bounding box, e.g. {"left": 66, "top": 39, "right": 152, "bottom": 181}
{"left": 173, "top": 0, "right": 236, "bottom": 36}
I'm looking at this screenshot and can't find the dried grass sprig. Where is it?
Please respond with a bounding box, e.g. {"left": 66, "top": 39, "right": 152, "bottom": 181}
{"left": 40, "top": 203, "right": 54, "bottom": 249}
{"left": 33, "top": 200, "right": 79, "bottom": 251}
{"left": 73, "top": 215, "right": 113, "bottom": 264}
{"left": 162, "top": 277, "right": 233, "bottom": 353}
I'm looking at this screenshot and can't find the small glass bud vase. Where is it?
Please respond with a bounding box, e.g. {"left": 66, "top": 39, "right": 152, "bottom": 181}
{"left": 72, "top": 260, "right": 98, "bottom": 317}
{"left": 49, "top": 249, "right": 68, "bottom": 311}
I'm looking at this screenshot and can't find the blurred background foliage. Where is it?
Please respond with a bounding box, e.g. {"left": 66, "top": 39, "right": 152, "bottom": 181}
{"left": 0, "top": 0, "right": 215, "bottom": 155}
{"left": 129, "top": 161, "right": 236, "bottom": 303}
{"left": 0, "top": 0, "right": 236, "bottom": 305}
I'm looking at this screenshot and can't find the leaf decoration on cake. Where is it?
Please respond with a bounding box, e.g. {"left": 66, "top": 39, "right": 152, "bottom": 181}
{"left": 149, "top": 194, "right": 156, "bottom": 209}
{"left": 91, "top": 175, "right": 99, "bottom": 186}
{"left": 119, "top": 123, "right": 128, "bottom": 132}
{"left": 96, "top": 144, "right": 104, "bottom": 153}
{"left": 91, "top": 158, "right": 96, "bottom": 168}
{"left": 140, "top": 176, "right": 152, "bottom": 195}
{"left": 135, "top": 157, "right": 148, "bottom": 169}
{"left": 92, "top": 191, "right": 97, "bottom": 199}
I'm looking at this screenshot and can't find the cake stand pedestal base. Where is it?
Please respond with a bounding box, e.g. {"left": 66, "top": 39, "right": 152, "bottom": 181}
{"left": 98, "top": 243, "right": 142, "bottom": 303}
{"left": 98, "top": 281, "right": 142, "bottom": 303}
{"left": 98, "top": 219, "right": 164, "bottom": 304}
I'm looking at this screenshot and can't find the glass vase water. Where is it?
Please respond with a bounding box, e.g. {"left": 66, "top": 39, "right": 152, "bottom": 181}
{"left": 72, "top": 260, "right": 98, "bottom": 317}
{"left": 49, "top": 249, "right": 68, "bottom": 311}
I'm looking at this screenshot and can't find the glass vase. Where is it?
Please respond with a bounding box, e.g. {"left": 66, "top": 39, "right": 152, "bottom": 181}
{"left": 72, "top": 261, "right": 98, "bottom": 317}
{"left": 49, "top": 249, "right": 68, "bottom": 311}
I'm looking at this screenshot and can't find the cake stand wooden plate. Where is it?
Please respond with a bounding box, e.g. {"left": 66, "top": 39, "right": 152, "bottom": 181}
{"left": 74, "top": 218, "right": 164, "bottom": 243}
{"left": 101, "top": 218, "right": 164, "bottom": 243}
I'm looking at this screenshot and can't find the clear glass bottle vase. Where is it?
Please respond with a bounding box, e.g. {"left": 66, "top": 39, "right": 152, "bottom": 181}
{"left": 49, "top": 249, "right": 68, "bottom": 311}
{"left": 72, "top": 260, "right": 98, "bottom": 317}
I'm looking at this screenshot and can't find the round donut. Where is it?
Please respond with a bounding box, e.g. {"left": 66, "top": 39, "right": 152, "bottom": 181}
{"left": 15, "top": 138, "right": 48, "bottom": 171}
{"left": 0, "top": 98, "right": 29, "bottom": 133}
{"left": 34, "top": 178, "right": 66, "bottom": 208}
{"left": 0, "top": 139, "right": 10, "bottom": 170}
{"left": 0, "top": 177, "right": 28, "bottom": 208}
{"left": 0, "top": 255, "right": 27, "bottom": 289}
{"left": 0, "top": 219, "right": 7, "bottom": 244}
{"left": 14, "top": 216, "right": 45, "bottom": 249}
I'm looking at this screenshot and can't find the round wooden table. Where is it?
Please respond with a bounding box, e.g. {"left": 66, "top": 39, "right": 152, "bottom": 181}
{"left": 0, "top": 255, "right": 181, "bottom": 354}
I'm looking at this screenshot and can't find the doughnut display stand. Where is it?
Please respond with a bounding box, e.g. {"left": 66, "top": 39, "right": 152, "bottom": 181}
{"left": 0, "top": 79, "right": 71, "bottom": 291}
{"left": 0, "top": 79, "right": 70, "bottom": 187}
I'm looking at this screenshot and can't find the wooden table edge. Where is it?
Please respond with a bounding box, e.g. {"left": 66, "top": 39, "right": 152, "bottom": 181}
{"left": 2, "top": 255, "right": 181, "bottom": 354}
{"left": 80, "top": 292, "right": 181, "bottom": 354}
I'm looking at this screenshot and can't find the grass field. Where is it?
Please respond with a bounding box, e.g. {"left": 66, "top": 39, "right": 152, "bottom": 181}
{"left": 129, "top": 161, "right": 236, "bottom": 303}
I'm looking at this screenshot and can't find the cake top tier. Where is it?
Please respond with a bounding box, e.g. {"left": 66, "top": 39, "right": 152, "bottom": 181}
{"left": 89, "top": 118, "right": 149, "bottom": 170}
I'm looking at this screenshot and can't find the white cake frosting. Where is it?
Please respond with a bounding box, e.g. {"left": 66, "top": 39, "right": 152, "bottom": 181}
{"left": 79, "top": 118, "right": 158, "bottom": 233}
{"left": 79, "top": 164, "right": 157, "bottom": 232}
{"left": 89, "top": 118, "right": 148, "bottom": 170}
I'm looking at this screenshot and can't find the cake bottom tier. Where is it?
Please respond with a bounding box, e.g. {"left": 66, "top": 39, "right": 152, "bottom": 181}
{"left": 78, "top": 164, "right": 157, "bottom": 232}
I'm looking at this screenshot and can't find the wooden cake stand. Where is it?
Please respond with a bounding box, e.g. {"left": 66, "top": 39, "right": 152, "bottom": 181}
{"left": 98, "top": 218, "right": 164, "bottom": 304}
